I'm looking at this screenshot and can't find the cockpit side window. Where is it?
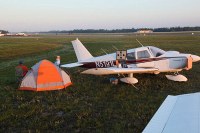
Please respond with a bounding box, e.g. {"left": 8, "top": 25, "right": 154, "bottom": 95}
{"left": 127, "top": 52, "right": 136, "bottom": 60}
{"left": 137, "top": 50, "right": 150, "bottom": 59}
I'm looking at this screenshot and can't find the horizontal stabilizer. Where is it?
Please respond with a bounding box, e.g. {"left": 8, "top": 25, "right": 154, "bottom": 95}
{"left": 61, "top": 63, "right": 83, "bottom": 68}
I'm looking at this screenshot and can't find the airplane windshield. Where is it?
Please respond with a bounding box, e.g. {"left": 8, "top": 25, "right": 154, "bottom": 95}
{"left": 148, "top": 46, "right": 166, "bottom": 57}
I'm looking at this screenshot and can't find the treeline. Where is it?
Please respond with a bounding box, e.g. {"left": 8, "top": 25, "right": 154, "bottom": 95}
{"left": 48, "top": 28, "right": 137, "bottom": 33}
{"left": 0, "top": 30, "right": 9, "bottom": 34}
{"left": 47, "top": 26, "right": 200, "bottom": 33}
{"left": 153, "top": 26, "right": 200, "bottom": 32}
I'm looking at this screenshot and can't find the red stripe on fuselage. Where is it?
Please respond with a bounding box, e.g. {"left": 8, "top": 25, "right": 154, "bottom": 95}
{"left": 80, "top": 57, "right": 186, "bottom": 68}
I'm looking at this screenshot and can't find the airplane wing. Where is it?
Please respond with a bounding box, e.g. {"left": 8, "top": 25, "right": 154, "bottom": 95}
{"left": 143, "top": 92, "right": 200, "bottom": 133}
{"left": 61, "top": 62, "right": 83, "bottom": 68}
{"left": 81, "top": 67, "right": 158, "bottom": 75}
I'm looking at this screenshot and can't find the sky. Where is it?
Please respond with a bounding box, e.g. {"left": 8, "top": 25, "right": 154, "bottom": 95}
{"left": 1, "top": 0, "right": 200, "bottom": 32}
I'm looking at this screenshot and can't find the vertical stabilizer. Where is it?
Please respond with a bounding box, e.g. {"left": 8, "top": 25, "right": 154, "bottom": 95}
{"left": 71, "top": 38, "right": 93, "bottom": 62}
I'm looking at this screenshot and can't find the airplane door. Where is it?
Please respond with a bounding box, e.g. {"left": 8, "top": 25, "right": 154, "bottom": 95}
{"left": 135, "top": 48, "right": 155, "bottom": 68}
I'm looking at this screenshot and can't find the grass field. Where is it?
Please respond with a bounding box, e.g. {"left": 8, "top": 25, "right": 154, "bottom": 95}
{"left": 0, "top": 33, "right": 200, "bottom": 132}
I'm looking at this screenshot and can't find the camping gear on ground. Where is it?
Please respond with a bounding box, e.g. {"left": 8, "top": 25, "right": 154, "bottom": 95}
{"left": 19, "top": 59, "right": 72, "bottom": 91}
{"left": 110, "top": 77, "right": 119, "bottom": 85}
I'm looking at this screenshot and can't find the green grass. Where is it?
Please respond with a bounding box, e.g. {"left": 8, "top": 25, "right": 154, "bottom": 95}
{"left": 0, "top": 33, "right": 200, "bottom": 132}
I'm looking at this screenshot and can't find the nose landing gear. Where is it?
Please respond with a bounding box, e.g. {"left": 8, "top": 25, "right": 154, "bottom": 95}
{"left": 166, "top": 72, "right": 187, "bottom": 82}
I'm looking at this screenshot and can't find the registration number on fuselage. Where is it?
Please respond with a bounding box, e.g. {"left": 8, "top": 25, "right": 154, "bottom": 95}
{"left": 95, "top": 61, "right": 114, "bottom": 68}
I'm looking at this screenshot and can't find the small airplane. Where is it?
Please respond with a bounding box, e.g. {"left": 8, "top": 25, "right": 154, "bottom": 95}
{"left": 15, "top": 33, "right": 28, "bottom": 36}
{"left": 61, "top": 38, "right": 200, "bottom": 84}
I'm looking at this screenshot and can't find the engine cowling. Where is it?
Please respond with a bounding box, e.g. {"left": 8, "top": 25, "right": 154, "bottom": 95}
{"left": 168, "top": 57, "right": 188, "bottom": 69}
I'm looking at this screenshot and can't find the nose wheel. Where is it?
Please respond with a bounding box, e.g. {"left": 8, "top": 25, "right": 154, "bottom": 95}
{"left": 166, "top": 72, "right": 187, "bottom": 82}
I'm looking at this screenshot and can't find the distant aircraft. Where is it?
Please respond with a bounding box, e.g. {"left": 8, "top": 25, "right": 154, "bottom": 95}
{"left": 15, "top": 33, "right": 28, "bottom": 36}
{"left": 61, "top": 38, "right": 200, "bottom": 84}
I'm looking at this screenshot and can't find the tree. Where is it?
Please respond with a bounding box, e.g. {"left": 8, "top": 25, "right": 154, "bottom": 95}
{"left": 0, "top": 30, "right": 9, "bottom": 34}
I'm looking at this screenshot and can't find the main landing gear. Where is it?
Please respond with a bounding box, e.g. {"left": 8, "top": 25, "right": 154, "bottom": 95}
{"left": 120, "top": 73, "right": 138, "bottom": 84}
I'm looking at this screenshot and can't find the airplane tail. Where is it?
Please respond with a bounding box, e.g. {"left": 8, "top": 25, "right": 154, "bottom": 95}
{"left": 71, "top": 38, "right": 93, "bottom": 62}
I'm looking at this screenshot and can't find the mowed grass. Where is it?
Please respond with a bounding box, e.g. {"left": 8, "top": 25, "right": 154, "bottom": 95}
{"left": 0, "top": 33, "right": 200, "bottom": 132}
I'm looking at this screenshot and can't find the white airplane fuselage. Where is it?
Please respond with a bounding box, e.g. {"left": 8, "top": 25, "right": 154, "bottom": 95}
{"left": 71, "top": 47, "right": 194, "bottom": 74}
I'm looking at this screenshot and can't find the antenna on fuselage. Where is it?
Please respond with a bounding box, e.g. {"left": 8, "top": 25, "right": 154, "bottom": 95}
{"left": 101, "top": 48, "right": 108, "bottom": 55}
{"left": 112, "top": 45, "right": 118, "bottom": 50}
{"left": 136, "top": 39, "right": 144, "bottom": 47}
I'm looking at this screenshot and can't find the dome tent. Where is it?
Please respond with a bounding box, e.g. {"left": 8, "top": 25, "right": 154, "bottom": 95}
{"left": 19, "top": 60, "right": 72, "bottom": 91}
